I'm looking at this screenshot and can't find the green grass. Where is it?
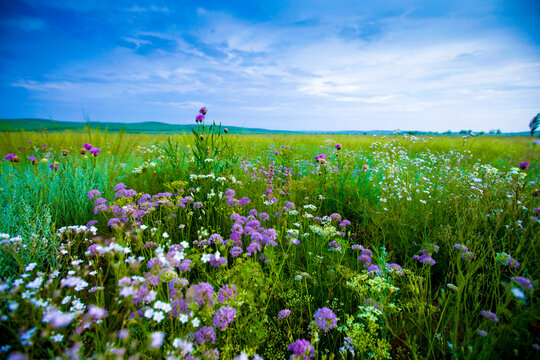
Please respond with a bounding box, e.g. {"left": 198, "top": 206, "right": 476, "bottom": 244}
{"left": 0, "top": 128, "right": 538, "bottom": 359}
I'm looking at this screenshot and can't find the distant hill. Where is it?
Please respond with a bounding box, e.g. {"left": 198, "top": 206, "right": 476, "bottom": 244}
{"left": 0, "top": 118, "right": 297, "bottom": 134}
{"left": 0, "top": 118, "right": 532, "bottom": 135}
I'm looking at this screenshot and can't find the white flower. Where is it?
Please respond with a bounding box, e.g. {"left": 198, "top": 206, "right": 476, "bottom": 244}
{"left": 511, "top": 288, "right": 526, "bottom": 300}
{"left": 140, "top": 225, "right": 148, "bottom": 230}
{"left": 144, "top": 308, "right": 154, "bottom": 319}
{"left": 201, "top": 254, "right": 211, "bottom": 263}
{"left": 26, "top": 277, "right": 43, "bottom": 290}
{"left": 192, "top": 317, "right": 200, "bottom": 327}
{"left": 163, "top": 232, "right": 169, "bottom": 239}
{"left": 8, "top": 302, "right": 18, "bottom": 312}
{"left": 153, "top": 311, "right": 165, "bottom": 323}
{"left": 150, "top": 332, "right": 164, "bottom": 348}
{"left": 180, "top": 241, "right": 189, "bottom": 248}
{"left": 214, "top": 251, "right": 221, "bottom": 260}
{"left": 52, "top": 334, "right": 64, "bottom": 342}
{"left": 25, "top": 263, "right": 37, "bottom": 272}
{"left": 176, "top": 313, "right": 188, "bottom": 323}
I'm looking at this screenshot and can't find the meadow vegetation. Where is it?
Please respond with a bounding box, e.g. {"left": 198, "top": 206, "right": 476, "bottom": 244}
{"left": 0, "top": 114, "right": 539, "bottom": 359}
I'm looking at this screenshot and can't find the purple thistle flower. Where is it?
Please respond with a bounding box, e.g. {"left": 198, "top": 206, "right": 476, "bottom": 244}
{"left": 89, "top": 147, "right": 100, "bottom": 156}
{"left": 288, "top": 339, "right": 315, "bottom": 360}
{"left": 213, "top": 306, "right": 237, "bottom": 331}
{"left": 199, "top": 107, "right": 207, "bottom": 115}
{"left": 196, "top": 114, "right": 205, "bottom": 123}
{"left": 313, "top": 307, "right": 337, "bottom": 333}
{"left": 83, "top": 143, "right": 93, "bottom": 150}
{"left": 480, "top": 310, "right": 498, "bottom": 322}
{"left": 519, "top": 162, "right": 530, "bottom": 170}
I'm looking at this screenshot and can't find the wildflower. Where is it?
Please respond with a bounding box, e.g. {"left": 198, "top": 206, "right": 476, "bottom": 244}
{"left": 519, "top": 162, "right": 530, "bottom": 170}
{"left": 79, "top": 148, "right": 87, "bottom": 155}
{"left": 51, "top": 334, "right": 64, "bottom": 343}
{"left": 196, "top": 114, "right": 205, "bottom": 123}
{"left": 224, "top": 128, "right": 228, "bottom": 133}
{"left": 363, "top": 164, "right": 369, "bottom": 170}
{"left": 511, "top": 276, "right": 533, "bottom": 291}
{"left": 61, "top": 149, "right": 69, "bottom": 156}
{"left": 217, "top": 284, "right": 237, "bottom": 303}
{"left": 199, "top": 107, "right": 207, "bottom": 115}
{"left": 213, "top": 306, "right": 237, "bottom": 331}
{"left": 277, "top": 309, "right": 291, "bottom": 320}
{"left": 89, "top": 147, "right": 100, "bottom": 156}
{"left": 49, "top": 163, "right": 59, "bottom": 170}
{"left": 195, "top": 327, "right": 215, "bottom": 345}
{"left": 150, "top": 332, "right": 164, "bottom": 348}
{"left": 480, "top": 310, "right": 498, "bottom": 322}
{"left": 477, "top": 329, "right": 487, "bottom": 336}
{"left": 315, "top": 154, "right": 327, "bottom": 164}
{"left": 87, "top": 190, "right": 101, "bottom": 200}
{"left": 335, "top": 143, "right": 342, "bottom": 150}
{"left": 288, "top": 339, "right": 315, "bottom": 360}
{"left": 313, "top": 307, "right": 337, "bottom": 333}
{"left": 511, "top": 288, "right": 526, "bottom": 300}
{"left": 83, "top": 143, "right": 93, "bottom": 150}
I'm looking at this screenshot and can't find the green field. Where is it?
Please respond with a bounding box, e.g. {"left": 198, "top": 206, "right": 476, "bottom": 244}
{"left": 0, "top": 126, "right": 539, "bottom": 359}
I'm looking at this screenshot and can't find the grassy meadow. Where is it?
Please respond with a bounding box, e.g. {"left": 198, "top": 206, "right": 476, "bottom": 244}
{"left": 0, "top": 124, "right": 539, "bottom": 359}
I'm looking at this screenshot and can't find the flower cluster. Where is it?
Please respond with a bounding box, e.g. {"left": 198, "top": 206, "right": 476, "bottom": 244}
{"left": 413, "top": 244, "right": 439, "bottom": 266}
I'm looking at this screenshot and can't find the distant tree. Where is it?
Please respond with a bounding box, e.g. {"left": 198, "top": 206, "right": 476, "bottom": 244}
{"left": 496, "top": 129, "right": 502, "bottom": 135}
{"left": 478, "top": 131, "right": 485, "bottom": 136}
{"left": 459, "top": 130, "right": 468, "bottom": 135}
{"left": 530, "top": 113, "right": 540, "bottom": 136}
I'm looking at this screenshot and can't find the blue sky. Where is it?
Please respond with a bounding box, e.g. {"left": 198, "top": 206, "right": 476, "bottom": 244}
{"left": 1, "top": 0, "right": 539, "bottom": 132}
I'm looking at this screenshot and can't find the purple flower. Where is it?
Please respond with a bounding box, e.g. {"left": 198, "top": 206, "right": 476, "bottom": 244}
{"left": 246, "top": 242, "right": 261, "bottom": 255}
{"left": 480, "top": 310, "right": 498, "bottom": 322}
{"left": 83, "top": 143, "right": 93, "bottom": 150}
{"left": 335, "top": 143, "right": 342, "bottom": 150}
{"left": 213, "top": 306, "right": 237, "bottom": 331}
{"left": 114, "top": 183, "right": 126, "bottom": 192}
{"left": 186, "top": 282, "right": 214, "bottom": 308}
{"left": 519, "top": 162, "right": 530, "bottom": 170}
{"left": 49, "top": 163, "right": 59, "bottom": 170}
{"left": 218, "top": 284, "right": 237, "bottom": 303}
{"left": 195, "top": 327, "right": 216, "bottom": 345}
{"left": 89, "top": 147, "right": 100, "bottom": 156}
{"left": 196, "top": 114, "right": 205, "bottom": 123}
{"left": 313, "top": 307, "right": 337, "bottom": 333}
{"left": 277, "top": 309, "right": 291, "bottom": 320}
{"left": 511, "top": 276, "right": 533, "bottom": 291}
{"left": 238, "top": 197, "right": 251, "bottom": 207}
{"left": 28, "top": 156, "right": 37, "bottom": 164}
{"left": 288, "top": 339, "right": 315, "bottom": 360}
{"left": 199, "top": 107, "right": 207, "bottom": 115}
{"left": 230, "top": 246, "right": 243, "bottom": 257}
{"left": 87, "top": 189, "right": 101, "bottom": 200}
{"left": 477, "top": 329, "right": 488, "bottom": 337}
